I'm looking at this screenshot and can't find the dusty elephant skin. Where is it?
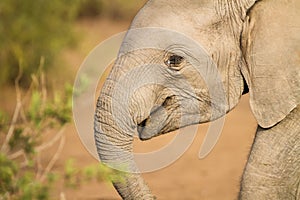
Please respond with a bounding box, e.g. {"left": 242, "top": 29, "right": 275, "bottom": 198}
{"left": 94, "top": 0, "right": 300, "bottom": 199}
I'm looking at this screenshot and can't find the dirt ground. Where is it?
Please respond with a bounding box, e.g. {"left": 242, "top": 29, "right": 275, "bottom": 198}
{"left": 60, "top": 97, "right": 256, "bottom": 200}
{"left": 55, "top": 18, "right": 258, "bottom": 200}
{"left": 0, "top": 18, "right": 258, "bottom": 200}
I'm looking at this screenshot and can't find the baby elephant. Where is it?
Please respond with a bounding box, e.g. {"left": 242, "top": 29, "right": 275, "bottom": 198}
{"left": 94, "top": 0, "right": 300, "bottom": 199}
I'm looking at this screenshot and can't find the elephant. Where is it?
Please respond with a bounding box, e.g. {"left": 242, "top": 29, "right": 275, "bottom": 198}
{"left": 94, "top": 0, "right": 300, "bottom": 199}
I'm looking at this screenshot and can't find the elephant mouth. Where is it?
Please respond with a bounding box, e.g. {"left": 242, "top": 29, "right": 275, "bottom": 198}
{"left": 137, "top": 105, "right": 168, "bottom": 141}
{"left": 137, "top": 96, "right": 175, "bottom": 141}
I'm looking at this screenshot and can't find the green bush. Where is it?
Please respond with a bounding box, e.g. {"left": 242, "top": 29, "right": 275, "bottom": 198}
{"left": 77, "top": 0, "right": 147, "bottom": 20}
{"left": 76, "top": 0, "right": 104, "bottom": 18}
{"left": 0, "top": 70, "right": 123, "bottom": 199}
{"left": 0, "top": 0, "right": 79, "bottom": 87}
{"left": 0, "top": 0, "right": 147, "bottom": 87}
{"left": 0, "top": 69, "right": 71, "bottom": 199}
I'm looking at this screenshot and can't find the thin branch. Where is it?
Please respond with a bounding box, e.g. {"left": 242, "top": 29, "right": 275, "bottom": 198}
{"left": 20, "top": 154, "right": 30, "bottom": 168}
{"left": 8, "top": 127, "right": 31, "bottom": 160}
{"left": 10, "top": 57, "right": 46, "bottom": 125}
{"left": 39, "top": 56, "right": 47, "bottom": 106}
{"left": 36, "top": 126, "right": 66, "bottom": 152}
{"left": 40, "top": 134, "right": 66, "bottom": 183}
{"left": 19, "top": 103, "right": 28, "bottom": 125}
{"left": 8, "top": 150, "right": 25, "bottom": 160}
{"left": 18, "top": 150, "right": 30, "bottom": 168}
{"left": 35, "top": 127, "right": 66, "bottom": 180}
{"left": 36, "top": 151, "right": 43, "bottom": 180}
{"left": 1, "top": 65, "right": 23, "bottom": 153}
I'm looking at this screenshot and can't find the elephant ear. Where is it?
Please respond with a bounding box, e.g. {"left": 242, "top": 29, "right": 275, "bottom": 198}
{"left": 241, "top": 0, "right": 300, "bottom": 128}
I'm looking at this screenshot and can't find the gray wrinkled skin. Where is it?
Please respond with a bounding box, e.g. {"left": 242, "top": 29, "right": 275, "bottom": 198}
{"left": 94, "top": 0, "right": 300, "bottom": 199}
{"left": 240, "top": 106, "right": 300, "bottom": 199}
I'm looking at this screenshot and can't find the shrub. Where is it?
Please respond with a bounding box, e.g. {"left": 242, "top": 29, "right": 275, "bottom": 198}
{"left": 77, "top": 0, "right": 147, "bottom": 20}
{"left": 0, "top": 0, "right": 147, "bottom": 87}
{"left": 0, "top": 69, "right": 123, "bottom": 199}
{"left": 0, "top": 0, "right": 79, "bottom": 87}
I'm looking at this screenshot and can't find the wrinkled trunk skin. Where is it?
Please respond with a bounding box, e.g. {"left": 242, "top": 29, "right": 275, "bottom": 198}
{"left": 240, "top": 106, "right": 300, "bottom": 200}
{"left": 94, "top": 67, "right": 155, "bottom": 199}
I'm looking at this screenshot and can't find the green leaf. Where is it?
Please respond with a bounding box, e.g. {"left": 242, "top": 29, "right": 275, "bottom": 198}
{"left": 64, "top": 159, "right": 80, "bottom": 188}
{"left": 0, "top": 110, "right": 8, "bottom": 130}
{"left": 28, "top": 91, "right": 42, "bottom": 127}
{"left": 0, "top": 154, "right": 18, "bottom": 194}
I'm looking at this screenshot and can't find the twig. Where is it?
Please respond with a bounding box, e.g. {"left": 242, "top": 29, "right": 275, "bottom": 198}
{"left": 8, "top": 150, "right": 25, "bottom": 160}
{"left": 36, "top": 152, "right": 43, "bottom": 180}
{"left": 8, "top": 149, "right": 30, "bottom": 169}
{"left": 8, "top": 126, "right": 31, "bottom": 160}
{"left": 19, "top": 103, "right": 28, "bottom": 125}
{"left": 1, "top": 64, "right": 23, "bottom": 153}
{"left": 39, "top": 56, "right": 47, "bottom": 106}
{"left": 35, "top": 126, "right": 66, "bottom": 180}
{"left": 20, "top": 154, "right": 30, "bottom": 168}
{"left": 36, "top": 126, "right": 66, "bottom": 152}
{"left": 40, "top": 134, "right": 66, "bottom": 183}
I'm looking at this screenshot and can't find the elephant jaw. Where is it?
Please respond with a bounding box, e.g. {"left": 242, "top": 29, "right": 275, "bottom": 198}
{"left": 135, "top": 95, "right": 209, "bottom": 141}
{"left": 137, "top": 104, "right": 169, "bottom": 140}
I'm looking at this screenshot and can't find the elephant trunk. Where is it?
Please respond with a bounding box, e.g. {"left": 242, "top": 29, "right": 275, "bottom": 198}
{"left": 94, "top": 67, "right": 155, "bottom": 199}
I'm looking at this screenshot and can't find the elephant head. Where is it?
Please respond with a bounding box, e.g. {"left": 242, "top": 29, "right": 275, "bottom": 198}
{"left": 94, "top": 0, "right": 300, "bottom": 199}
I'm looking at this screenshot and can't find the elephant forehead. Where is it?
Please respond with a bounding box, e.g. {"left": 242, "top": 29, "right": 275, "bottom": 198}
{"left": 131, "top": 0, "right": 217, "bottom": 31}
{"left": 119, "top": 28, "right": 207, "bottom": 58}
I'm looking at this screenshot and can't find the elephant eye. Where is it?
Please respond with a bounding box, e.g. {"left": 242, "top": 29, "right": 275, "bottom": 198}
{"left": 164, "top": 54, "right": 184, "bottom": 70}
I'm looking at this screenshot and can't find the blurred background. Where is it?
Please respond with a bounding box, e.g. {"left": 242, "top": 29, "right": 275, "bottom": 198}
{"left": 0, "top": 1, "right": 257, "bottom": 199}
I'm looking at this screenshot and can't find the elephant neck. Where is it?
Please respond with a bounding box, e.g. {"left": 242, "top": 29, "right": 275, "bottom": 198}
{"left": 215, "top": 0, "right": 259, "bottom": 19}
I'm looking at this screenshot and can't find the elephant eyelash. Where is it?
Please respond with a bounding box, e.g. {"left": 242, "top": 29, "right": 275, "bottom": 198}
{"left": 164, "top": 54, "right": 185, "bottom": 70}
